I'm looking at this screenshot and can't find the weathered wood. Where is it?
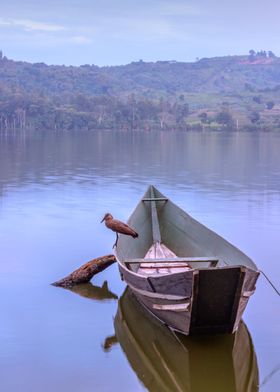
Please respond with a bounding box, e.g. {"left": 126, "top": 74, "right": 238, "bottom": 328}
{"left": 144, "top": 243, "right": 177, "bottom": 259}
{"left": 51, "top": 255, "right": 116, "bottom": 287}
{"left": 142, "top": 197, "right": 168, "bottom": 202}
{"left": 150, "top": 188, "right": 162, "bottom": 244}
{"left": 125, "top": 257, "right": 219, "bottom": 264}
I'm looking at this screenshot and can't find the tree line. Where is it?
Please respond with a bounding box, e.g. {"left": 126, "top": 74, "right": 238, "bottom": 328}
{"left": 0, "top": 91, "right": 191, "bottom": 131}
{"left": 0, "top": 51, "right": 279, "bottom": 132}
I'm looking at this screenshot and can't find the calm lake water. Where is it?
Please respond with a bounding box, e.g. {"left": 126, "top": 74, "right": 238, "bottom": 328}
{"left": 0, "top": 130, "right": 279, "bottom": 392}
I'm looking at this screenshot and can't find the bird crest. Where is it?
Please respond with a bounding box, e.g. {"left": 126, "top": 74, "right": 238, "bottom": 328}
{"left": 101, "top": 213, "right": 113, "bottom": 223}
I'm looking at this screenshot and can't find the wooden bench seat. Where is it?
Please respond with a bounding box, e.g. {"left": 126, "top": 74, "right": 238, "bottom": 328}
{"left": 125, "top": 257, "right": 219, "bottom": 265}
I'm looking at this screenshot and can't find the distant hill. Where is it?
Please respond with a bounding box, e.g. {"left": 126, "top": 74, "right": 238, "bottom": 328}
{"left": 0, "top": 50, "right": 280, "bottom": 131}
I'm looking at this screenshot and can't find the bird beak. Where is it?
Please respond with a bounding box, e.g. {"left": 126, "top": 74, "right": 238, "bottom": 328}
{"left": 101, "top": 217, "right": 105, "bottom": 223}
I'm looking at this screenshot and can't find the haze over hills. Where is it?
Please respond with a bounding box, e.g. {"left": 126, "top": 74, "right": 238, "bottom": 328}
{"left": 1, "top": 50, "right": 280, "bottom": 131}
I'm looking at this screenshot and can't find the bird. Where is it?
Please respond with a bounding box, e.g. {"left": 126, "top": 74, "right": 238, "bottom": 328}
{"left": 101, "top": 213, "right": 138, "bottom": 248}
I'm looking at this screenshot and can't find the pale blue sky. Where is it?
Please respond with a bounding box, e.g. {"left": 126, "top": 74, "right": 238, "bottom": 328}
{"left": 0, "top": 0, "right": 279, "bottom": 65}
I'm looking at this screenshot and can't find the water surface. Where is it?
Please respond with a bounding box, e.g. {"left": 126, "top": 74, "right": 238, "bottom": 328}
{"left": 0, "top": 130, "right": 279, "bottom": 391}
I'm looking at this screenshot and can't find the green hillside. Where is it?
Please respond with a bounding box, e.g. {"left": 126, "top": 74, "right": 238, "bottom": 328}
{"left": 0, "top": 50, "right": 280, "bottom": 131}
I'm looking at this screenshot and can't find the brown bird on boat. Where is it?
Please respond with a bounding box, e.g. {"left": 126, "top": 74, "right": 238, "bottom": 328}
{"left": 101, "top": 213, "right": 138, "bottom": 248}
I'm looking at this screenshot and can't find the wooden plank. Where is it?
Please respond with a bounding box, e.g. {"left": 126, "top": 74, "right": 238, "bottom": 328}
{"left": 144, "top": 243, "right": 177, "bottom": 259}
{"left": 134, "top": 291, "right": 191, "bottom": 334}
{"left": 150, "top": 188, "right": 162, "bottom": 244}
{"left": 242, "top": 290, "right": 255, "bottom": 297}
{"left": 229, "top": 269, "right": 246, "bottom": 331}
{"left": 149, "top": 270, "right": 194, "bottom": 297}
{"left": 140, "top": 262, "right": 190, "bottom": 268}
{"left": 120, "top": 264, "right": 154, "bottom": 292}
{"left": 142, "top": 197, "right": 168, "bottom": 201}
{"left": 190, "top": 267, "right": 241, "bottom": 334}
{"left": 125, "top": 257, "right": 219, "bottom": 264}
{"left": 233, "top": 268, "right": 260, "bottom": 332}
{"left": 125, "top": 283, "right": 189, "bottom": 300}
{"left": 152, "top": 303, "right": 190, "bottom": 311}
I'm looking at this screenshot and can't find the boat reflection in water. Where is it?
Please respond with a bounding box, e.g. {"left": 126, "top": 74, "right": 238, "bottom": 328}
{"left": 112, "top": 287, "right": 259, "bottom": 392}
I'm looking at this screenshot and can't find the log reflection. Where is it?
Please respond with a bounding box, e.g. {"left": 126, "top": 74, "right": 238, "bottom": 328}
{"left": 66, "top": 281, "right": 118, "bottom": 301}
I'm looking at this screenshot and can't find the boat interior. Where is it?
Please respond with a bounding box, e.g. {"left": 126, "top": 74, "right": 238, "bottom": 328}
{"left": 116, "top": 186, "right": 257, "bottom": 274}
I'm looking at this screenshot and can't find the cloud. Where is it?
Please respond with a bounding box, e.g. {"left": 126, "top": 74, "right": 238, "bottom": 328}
{"left": 0, "top": 17, "right": 65, "bottom": 32}
{"left": 68, "top": 35, "right": 92, "bottom": 44}
{"left": 0, "top": 17, "right": 92, "bottom": 45}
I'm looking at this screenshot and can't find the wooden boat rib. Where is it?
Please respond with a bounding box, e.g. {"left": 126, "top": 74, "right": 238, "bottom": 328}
{"left": 116, "top": 185, "right": 259, "bottom": 335}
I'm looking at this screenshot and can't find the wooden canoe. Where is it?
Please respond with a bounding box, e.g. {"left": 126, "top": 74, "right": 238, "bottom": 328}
{"left": 114, "top": 287, "right": 259, "bottom": 392}
{"left": 115, "top": 185, "right": 259, "bottom": 335}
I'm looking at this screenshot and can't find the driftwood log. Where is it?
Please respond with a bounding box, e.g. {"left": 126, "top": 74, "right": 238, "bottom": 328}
{"left": 52, "top": 254, "right": 117, "bottom": 287}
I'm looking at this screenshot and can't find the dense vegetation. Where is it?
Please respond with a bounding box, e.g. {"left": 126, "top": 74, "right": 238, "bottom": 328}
{"left": 1, "top": 50, "right": 280, "bottom": 131}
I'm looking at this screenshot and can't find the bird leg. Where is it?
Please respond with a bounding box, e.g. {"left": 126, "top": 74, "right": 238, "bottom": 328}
{"left": 113, "top": 233, "right": 119, "bottom": 248}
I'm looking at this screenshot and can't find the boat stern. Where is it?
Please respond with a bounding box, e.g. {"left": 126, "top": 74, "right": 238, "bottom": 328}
{"left": 189, "top": 266, "right": 259, "bottom": 334}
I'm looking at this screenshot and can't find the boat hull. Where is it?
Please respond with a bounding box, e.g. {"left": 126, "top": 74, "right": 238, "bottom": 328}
{"left": 118, "top": 262, "right": 259, "bottom": 335}
{"left": 116, "top": 185, "right": 259, "bottom": 335}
